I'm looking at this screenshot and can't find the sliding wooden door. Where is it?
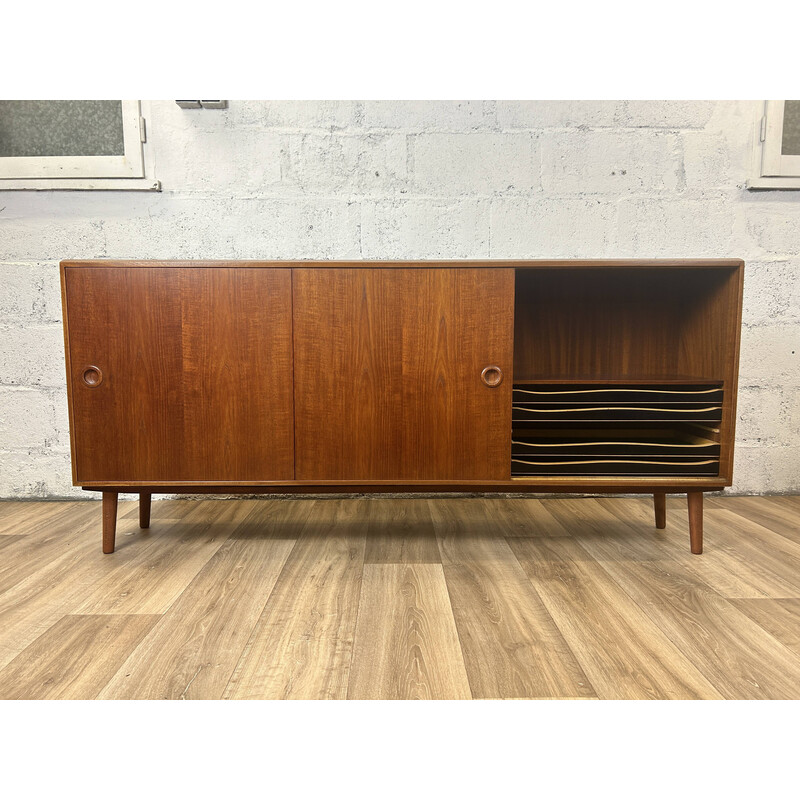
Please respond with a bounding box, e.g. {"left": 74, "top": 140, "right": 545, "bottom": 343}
{"left": 292, "top": 267, "right": 514, "bottom": 481}
{"left": 63, "top": 266, "right": 294, "bottom": 482}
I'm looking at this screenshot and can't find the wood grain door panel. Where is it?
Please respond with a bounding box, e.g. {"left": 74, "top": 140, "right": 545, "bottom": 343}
{"left": 292, "top": 268, "right": 514, "bottom": 481}
{"left": 64, "top": 267, "right": 294, "bottom": 482}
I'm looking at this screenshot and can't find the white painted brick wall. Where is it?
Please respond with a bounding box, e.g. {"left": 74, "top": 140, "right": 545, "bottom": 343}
{"left": 490, "top": 197, "right": 615, "bottom": 257}
{"left": 361, "top": 199, "right": 490, "bottom": 259}
{"left": 540, "top": 130, "right": 683, "bottom": 194}
{"left": 411, "top": 133, "right": 540, "bottom": 194}
{"left": 1, "top": 100, "right": 799, "bottom": 497}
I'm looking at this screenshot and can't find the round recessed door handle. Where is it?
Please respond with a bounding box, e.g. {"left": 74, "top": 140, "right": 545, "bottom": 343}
{"left": 81, "top": 366, "right": 103, "bottom": 387}
{"left": 481, "top": 365, "right": 503, "bottom": 388}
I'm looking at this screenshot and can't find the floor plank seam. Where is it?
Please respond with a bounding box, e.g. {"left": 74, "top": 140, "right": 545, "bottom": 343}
{"left": 432, "top": 538, "right": 476, "bottom": 699}
{"left": 502, "top": 535, "right": 602, "bottom": 701}
{"left": 3, "top": 497, "right": 800, "bottom": 700}
{"left": 584, "top": 541, "right": 800, "bottom": 698}
{"left": 342, "top": 553, "right": 368, "bottom": 701}
{"left": 221, "top": 533, "right": 306, "bottom": 700}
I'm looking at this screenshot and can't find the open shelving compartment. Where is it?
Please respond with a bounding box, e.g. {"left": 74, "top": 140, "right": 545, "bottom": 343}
{"left": 511, "top": 264, "right": 743, "bottom": 481}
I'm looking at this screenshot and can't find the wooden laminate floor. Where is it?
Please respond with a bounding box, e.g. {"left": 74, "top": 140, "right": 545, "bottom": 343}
{"left": 0, "top": 495, "right": 799, "bottom": 700}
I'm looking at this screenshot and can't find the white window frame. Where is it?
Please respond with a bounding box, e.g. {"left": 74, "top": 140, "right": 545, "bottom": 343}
{"left": 0, "top": 100, "right": 160, "bottom": 190}
{"left": 748, "top": 100, "right": 800, "bottom": 189}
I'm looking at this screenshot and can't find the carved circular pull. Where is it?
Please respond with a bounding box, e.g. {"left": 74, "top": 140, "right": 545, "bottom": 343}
{"left": 481, "top": 365, "right": 503, "bottom": 388}
{"left": 82, "top": 366, "right": 103, "bottom": 387}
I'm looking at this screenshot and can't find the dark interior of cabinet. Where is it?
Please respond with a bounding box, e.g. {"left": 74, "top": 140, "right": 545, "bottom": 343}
{"left": 511, "top": 267, "right": 740, "bottom": 478}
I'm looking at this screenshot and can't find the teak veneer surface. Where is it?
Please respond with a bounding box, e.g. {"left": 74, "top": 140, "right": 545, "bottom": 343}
{"left": 62, "top": 259, "right": 744, "bottom": 269}
{"left": 63, "top": 266, "right": 294, "bottom": 483}
{"left": 292, "top": 267, "right": 514, "bottom": 481}
{"left": 60, "top": 259, "right": 744, "bottom": 555}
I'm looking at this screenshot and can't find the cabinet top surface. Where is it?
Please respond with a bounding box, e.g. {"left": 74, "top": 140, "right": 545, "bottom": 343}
{"left": 61, "top": 258, "right": 745, "bottom": 269}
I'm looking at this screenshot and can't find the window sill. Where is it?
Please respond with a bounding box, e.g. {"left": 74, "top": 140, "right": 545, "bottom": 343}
{"left": 747, "top": 176, "right": 800, "bottom": 190}
{"left": 0, "top": 177, "right": 161, "bottom": 191}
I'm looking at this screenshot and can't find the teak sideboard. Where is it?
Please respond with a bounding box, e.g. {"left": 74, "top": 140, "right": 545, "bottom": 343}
{"left": 59, "top": 259, "right": 744, "bottom": 554}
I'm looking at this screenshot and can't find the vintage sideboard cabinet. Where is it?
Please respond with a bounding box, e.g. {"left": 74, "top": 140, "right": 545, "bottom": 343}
{"left": 59, "top": 259, "right": 744, "bottom": 554}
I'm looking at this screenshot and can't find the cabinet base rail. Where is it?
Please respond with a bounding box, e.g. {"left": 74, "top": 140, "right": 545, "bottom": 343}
{"left": 97, "top": 489, "right": 706, "bottom": 556}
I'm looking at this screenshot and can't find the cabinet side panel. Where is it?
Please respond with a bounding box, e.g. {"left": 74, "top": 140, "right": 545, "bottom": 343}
{"left": 677, "top": 266, "right": 743, "bottom": 483}
{"left": 181, "top": 268, "right": 294, "bottom": 481}
{"left": 64, "top": 267, "right": 185, "bottom": 482}
{"left": 60, "top": 264, "right": 78, "bottom": 485}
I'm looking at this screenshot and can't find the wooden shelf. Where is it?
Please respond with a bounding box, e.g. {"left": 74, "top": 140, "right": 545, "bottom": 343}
{"left": 512, "top": 377, "right": 725, "bottom": 385}
{"left": 510, "top": 379, "right": 725, "bottom": 478}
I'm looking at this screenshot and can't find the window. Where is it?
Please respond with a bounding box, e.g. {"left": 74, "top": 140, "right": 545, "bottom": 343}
{"left": 0, "top": 100, "right": 159, "bottom": 190}
{"left": 748, "top": 100, "right": 800, "bottom": 189}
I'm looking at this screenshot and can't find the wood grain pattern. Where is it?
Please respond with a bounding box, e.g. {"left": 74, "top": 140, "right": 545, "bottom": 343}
{"left": 514, "top": 269, "right": 686, "bottom": 381}
{"left": 452, "top": 268, "right": 515, "bottom": 479}
{"left": 729, "top": 599, "right": 800, "bottom": 657}
{"left": 677, "top": 267, "right": 743, "bottom": 482}
{"left": 0, "top": 614, "right": 160, "bottom": 700}
{"left": 543, "top": 496, "right": 668, "bottom": 561}
{"left": 561, "top": 502, "right": 800, "bottom": 699}
{"left": 75, "top": 478, "right": 730, "bottom": 491}
{"left": 0, "top": 501, "right": 68, "bottom": 535}
{"left": 653, "top": 492, "right": 666, "bottom": 529}
{"left": 292, "top": 268, "right": 513, "bottom": 481}
{"left": 62, "top": 266, "right": 294, "bottom": 483}
{"left": 508, "top": 536, "right": 723, "bottom": 699}
{"left": 0, "top": 535, "right": 25, "bottom": 553}
{"left": 64, "top": 266, "right": 183, "bottom": 482}
{"left": 224, "top": 499, "right": 365, "bottom": 700}
{"left": 0, "top": 495, "right": 797, "bottom": 700}
{"left": 74, "top": 499, "right": 262, "bottom": 615}
{"left": 0, "top": 526, "right": 112, "bottom": 669}
{"left": 706, "top": 495, "right": 800, "bottom": 546}
{"left": 62, "top": 259, "right": 745, "bottom": 270}
{"left": 348, "top": 563, "right": 471, "bottom": 700}
{"left": 364, "top": 498, "right": 441, "bottom": 563}
{"left": 688, "top": 491, "right": 703, "bottom": 554}
{"left": 486, "top": 497, "right": 574, "bottom": 538}
{"left": 180, "top": 267, "right": 294, "bottom": 481}
{"left": 702, "top": 509, "right": 800, "bottom": 597}
{"left": 597, "top": 497, "right": 800, "bottom": 599}
{"left": 102, "top": 491, "right": 117, "bottom": 553}
{"left": 98, "top": 521, "right": 296, "bottom": 700}
{"left": 119, "top": 498, "right": 191, "bottom": 521}
{"left": 512, "top": 262, "right": 743, "bottom": 501}
{"left": 605, "top": 574, "right": 800, "bottom": 699}
{"left": 431, "top": 499, "right": 595, "bottom": 699}
{"left": 0, "top": 502, "right": 98, "bottom": 596}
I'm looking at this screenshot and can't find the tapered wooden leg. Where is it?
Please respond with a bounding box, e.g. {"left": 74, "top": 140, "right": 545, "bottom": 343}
{"left": 102, "top": 491, "right": 118, "bottom": 554}
{"left": 653, "top": 492, "right": 667, "bottom": 529}
{"left": 139, "top": 492, "right": 151, "bottom": 529}
{"left": 687, "top": 491, "right": 703, "bottom": 555}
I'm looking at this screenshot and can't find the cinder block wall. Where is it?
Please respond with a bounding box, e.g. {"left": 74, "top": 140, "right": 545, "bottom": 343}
{"left": 1, "top": 100, "right": 798, "bottom": 497}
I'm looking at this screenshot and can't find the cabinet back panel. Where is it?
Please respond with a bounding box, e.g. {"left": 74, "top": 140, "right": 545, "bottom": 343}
{"left": 514, "top": 269, "right": 738, "bottom": 382}
{"left": 63, "top": 267, "right": 294, "bottom": 482}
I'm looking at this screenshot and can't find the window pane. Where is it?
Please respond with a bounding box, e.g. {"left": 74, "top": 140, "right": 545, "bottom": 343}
{"left": 0, "top": 100, "right": 124, "bottom": 157}
{"left": 782, "top": 100, "right": 800, "bottom": 156}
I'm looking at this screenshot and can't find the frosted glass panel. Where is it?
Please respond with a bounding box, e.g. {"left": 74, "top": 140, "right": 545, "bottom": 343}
{"left": 782, "top": 100, "right": 800, "bottom": 156}
{"left": 0, "top": 100, "right": 124, "bottom": 157}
